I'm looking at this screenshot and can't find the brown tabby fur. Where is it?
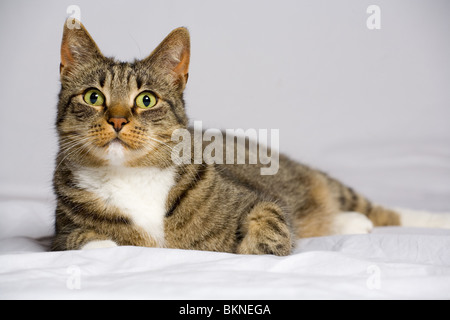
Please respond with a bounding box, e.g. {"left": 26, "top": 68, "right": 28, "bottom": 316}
{"left": 51, "top": 20, "right": 400, "bottom": 255}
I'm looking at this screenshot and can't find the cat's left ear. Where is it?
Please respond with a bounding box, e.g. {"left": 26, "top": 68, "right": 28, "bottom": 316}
{"left": 143, "top": 27, "right": 190, "bottom": 91}
{"left": 60, "top": 19, "right": 103, "bottom": 76}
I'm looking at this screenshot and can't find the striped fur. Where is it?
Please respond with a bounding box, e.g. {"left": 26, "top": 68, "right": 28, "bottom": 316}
{"left": 52, "top": 20, "right": 409, "bottom": 255}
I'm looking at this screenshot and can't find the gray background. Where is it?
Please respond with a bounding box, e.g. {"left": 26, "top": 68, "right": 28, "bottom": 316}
{"left": 0, "top": 0, "right": 449, "bottom": 210}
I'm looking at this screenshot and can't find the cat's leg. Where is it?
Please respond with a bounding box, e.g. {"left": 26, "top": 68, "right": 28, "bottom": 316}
{"left": 71, "top": 229, "right": 118, "bottom": 250}
{"left": 236, "top": 202, "right": 294, "bottom": 256}
{"left": 53, "top": 228, "right": 117, "bottom": 251}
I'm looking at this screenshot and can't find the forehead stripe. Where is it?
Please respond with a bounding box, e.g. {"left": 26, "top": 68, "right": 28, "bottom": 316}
{"left": 99, "top": 71, "right": 106, "bottom": 88}
{"left": 136, "top": 76, "right": 143, "bottom": 90}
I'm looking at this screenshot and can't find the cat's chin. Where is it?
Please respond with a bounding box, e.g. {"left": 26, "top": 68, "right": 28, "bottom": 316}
{"left": 105, "top": 139, "right": 126, "bottom": 166}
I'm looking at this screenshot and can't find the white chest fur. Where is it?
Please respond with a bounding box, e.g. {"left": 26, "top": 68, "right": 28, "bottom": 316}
{"left": 73, "top": 166, "right": 176, "bottom": 246}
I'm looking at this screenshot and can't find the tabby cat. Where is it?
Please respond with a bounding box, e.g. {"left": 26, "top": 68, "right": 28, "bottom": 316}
{"left": 51, "top": 19, "right": 449, "bottom": 254}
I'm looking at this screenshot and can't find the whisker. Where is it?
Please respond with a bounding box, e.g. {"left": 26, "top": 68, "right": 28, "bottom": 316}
{"left": 56, "top": 135, "right": 98, "bottom": 170}
{"left": 147, "top": 136, "right": 174, "bottom": 151}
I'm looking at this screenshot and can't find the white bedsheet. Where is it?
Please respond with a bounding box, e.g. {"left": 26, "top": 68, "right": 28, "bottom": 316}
{"left": 0, "top": 199, "right": 449, "bottom": 300}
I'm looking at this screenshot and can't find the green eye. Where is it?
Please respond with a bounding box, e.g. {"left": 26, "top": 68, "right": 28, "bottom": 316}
{"left": 135, "top": 91, "right": 157, "bottom": 109}
{"left": 83, "top": 89, "right": 105, "bottom": 106}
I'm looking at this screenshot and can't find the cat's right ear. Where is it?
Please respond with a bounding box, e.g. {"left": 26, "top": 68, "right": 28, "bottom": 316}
{"left": 60, "top": 19, "right": 103, "bottom": 76}
{"left": 142, "top": 27, "right": 191, "bottom": 91}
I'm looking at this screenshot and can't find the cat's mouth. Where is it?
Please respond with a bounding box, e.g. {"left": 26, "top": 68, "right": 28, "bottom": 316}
{"left": 100, "top": 134, "right": 150, "bottom": 164}
{"left": 105, "top": 137, "right": 130, "bottom": 149}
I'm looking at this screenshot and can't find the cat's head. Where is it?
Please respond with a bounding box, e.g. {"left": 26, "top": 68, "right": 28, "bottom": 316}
{"left": 56, "top": 19, "right": 190, "bottom": 168}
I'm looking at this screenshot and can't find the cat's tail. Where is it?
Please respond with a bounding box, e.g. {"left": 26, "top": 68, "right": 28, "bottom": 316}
{"left": 327, "top": 176, "right": 450, "bottom": 229}
{"left": 390, "top": 207, "right": 450, "bottom": 229}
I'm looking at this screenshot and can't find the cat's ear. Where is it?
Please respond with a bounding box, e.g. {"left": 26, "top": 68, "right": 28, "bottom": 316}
{"left": 60, "top": 19, "right": 103, "bottom": 76}
{"left": 143, "top": 27, "right": 190, "bottom": 90}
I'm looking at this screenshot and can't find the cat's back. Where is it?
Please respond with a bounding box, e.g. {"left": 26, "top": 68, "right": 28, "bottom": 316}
{"left": 215, "top": 150, "right": 321, "bottom": 208}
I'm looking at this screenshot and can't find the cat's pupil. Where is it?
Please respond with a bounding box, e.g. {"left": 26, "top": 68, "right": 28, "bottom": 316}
{"left": 90, "top": 92, "right": 98, "bottom": 104}
{"left": 143, "top": 95, "right": 150, "bottom": 106}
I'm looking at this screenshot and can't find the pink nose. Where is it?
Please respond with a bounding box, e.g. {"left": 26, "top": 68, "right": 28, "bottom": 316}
{"left": 108, "top": 117, "right": 128, "bottom": 132}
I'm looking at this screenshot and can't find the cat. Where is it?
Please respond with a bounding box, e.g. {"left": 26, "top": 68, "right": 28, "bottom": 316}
{"left": 51, "top": 19, "right": 450, "bottom": 254}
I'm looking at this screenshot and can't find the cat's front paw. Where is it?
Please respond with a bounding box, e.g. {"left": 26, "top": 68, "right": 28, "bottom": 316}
{"left": 81, "top": 240, "right": 118, "bottom": 250}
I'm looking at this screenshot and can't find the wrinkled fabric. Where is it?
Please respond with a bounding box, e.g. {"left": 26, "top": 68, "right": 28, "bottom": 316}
{"left": 0, "top": 200, "right": 449, "bottom": 299}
